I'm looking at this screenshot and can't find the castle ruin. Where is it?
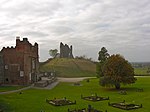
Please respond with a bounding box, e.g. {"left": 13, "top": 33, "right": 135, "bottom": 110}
{"left": 0, "top": 37, "right": 39, "bottom": 85}
{"left": 60, "top": 42, "right": 74, "bottom": 58}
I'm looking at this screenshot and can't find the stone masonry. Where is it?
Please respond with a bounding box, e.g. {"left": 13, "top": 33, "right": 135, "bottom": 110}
{"left": 0, "top": 37, "right": 39, "bottom": 85}
{"left": 60, "top": 42, "right": 74, "bottom": 58}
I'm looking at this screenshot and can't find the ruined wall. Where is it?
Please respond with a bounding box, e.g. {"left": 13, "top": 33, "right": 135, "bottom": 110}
{"left": 60, "top": 42, "right": 74, "bottom": 58}
{"left": 0, "top": 53, "right": 4, "bottom": 84}
{"left": 0, "top": 37, "right": 39, "bottom": 85}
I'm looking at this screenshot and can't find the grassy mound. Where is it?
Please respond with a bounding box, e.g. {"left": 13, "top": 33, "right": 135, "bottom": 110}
{"left": 39, "top": 58, "right": 96, "bottom": 77}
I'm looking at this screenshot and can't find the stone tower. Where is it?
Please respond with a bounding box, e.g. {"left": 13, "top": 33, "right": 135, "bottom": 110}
{"left": 0, "top": 37, "right": 39, "bottom": 85}
{"left": 60, "top": 42, "right": 74, "bottom": 58}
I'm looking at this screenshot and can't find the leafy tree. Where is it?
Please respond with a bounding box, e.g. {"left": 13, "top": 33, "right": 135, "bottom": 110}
{"left": 147, "top": 67, "right": 150, "bottom": 74}
{"left": 96, "top": 47, "right": 109, "bottom": 77}
{"left": 100, "top": 54, "right": 136, "bottom": 89}
{"left": 98, "top": 47, "right": 109, "bottom": 63}
{"left": 49, "top": 49, "right": 58, "bottom": 58}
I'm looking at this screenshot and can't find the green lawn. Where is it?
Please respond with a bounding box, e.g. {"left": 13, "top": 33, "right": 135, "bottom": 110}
{"left": 134, "top": 67, "right": 150, "bottom": 76}
{"left": 0, "top": 77, "right": 150, "bottom": 112}
{"left": 0, "top": 86, "right": 25, "bottom": 92}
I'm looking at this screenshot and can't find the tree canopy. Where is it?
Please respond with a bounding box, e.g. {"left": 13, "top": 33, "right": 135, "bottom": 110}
{"left": 98, "top": 47, "right": 109, "bottom": 63}
{"left": 49, "top": 49, "right": 58, "bottom": 58}
{"left": 100, "top": 54, "right": 136, "bottom": 89}
{"left": 96, "top": 47, "right": 109, "bottom": 77}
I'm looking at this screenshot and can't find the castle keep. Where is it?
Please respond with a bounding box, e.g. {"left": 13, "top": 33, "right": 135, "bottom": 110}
{"left": 60, "top": 42, "right": 74, "bottom": 58}
{"left": 0, "top": 37, "right": 39, "bottom": 85}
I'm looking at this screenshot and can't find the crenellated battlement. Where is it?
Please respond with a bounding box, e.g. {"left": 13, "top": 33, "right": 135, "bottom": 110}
{"left": 2, "top": 46, "right": 15, "bottom": 52}
{"left": 1, "top": 37, "right": 38, "bottom": 54}
{"left": 0, "top": 36, "right": 39, "bottom": 85}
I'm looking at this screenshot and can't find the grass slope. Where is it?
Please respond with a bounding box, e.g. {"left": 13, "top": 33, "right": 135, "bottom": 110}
{"left": 39, "top": 58, "right": 96, "bottom": 77}
{"left": 0, "top": 86, "right": 25, "bottom": 92}
{"left": 0, "top": 77, "right": 150, "bottom": 112}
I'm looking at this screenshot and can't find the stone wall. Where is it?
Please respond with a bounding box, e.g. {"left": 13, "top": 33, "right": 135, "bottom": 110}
{"left": 60, "top": 42, "right": 74, "bottom": 58}
{"left": 0, "top": 53, "right": 4, "bottom": 84}
{"left": 0, "top": 37, "right": 39, "bottom": 85}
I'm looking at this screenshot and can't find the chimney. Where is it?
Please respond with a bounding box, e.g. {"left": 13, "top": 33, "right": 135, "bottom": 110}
{"left": 16, "top": 36, "right": 20, "bottom": 45}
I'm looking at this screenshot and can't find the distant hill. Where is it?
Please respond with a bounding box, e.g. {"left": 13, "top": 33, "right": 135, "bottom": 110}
{"left": 39, "top": 58, "right": 96, "bottom": 77}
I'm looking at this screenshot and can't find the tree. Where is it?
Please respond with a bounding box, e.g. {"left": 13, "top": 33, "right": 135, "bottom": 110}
{"left": 98, "top": 47, "right": 109, "bottom": 63}
{"left": 100, "top": 54, "right": 136, "bottom": 89}
{"left": 147, "top": 67, "right": 150, "bottom": 74}
{"left": 49, "top": 49, "right": 58, "bottom": 58}
{"left": 96, "top": 47, "right": 109, "bottom": 77}
{"left": 75, "top": 55, "right": 92, "bottom": 61}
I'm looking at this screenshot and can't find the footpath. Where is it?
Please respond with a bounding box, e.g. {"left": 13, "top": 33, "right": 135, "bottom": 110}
{"left": 0, "top": 77, "right": 94, "bottom": 94}
{"left": 0, "top": 84, "right": 34, "bottom": 95}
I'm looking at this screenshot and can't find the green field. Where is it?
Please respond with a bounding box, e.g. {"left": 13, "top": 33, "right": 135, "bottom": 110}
{"left": 39, "top": 58, "right": 96, "bottom": 77}
{"left": 134, "top": 67, "right": 150, "bottom": 76}
{"left": 0, "top": 86, "right": 25, "bottom": 92}
{"left": 0, "top": 77, "right": 149, "bottom": 112}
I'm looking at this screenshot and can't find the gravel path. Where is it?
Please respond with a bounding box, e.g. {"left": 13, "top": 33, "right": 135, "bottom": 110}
{"left": 57, "top": 77, "right": 95, "bottom": 82}
{"left": 33, "top": 77, "right": 94, "bottom": 89}
{"left": 0, "top": 77, "right": 95, "bottom": 94}
{"left": 33, "top": 81, "right": 59, "bottom": 90}
{"left": 0, "top": 84, "right": 34, "bottom": 95}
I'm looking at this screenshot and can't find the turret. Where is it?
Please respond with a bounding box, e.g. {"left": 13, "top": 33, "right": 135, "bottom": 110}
{"left": 34, "top": 42, "right": 38, "bottom": 56}
{"left": 23, "top": 38, "right": 28, "bottom": 42}
{"left": 16, "top": 36, "right": 20, "bottom": 46}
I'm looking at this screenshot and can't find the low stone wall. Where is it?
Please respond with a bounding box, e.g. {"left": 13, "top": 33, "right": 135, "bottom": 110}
{"left": 34, "top": 76, "right": 57, "bottom": 87}
{"left": 34, "top": 80, "right": 48, "bottom": 87}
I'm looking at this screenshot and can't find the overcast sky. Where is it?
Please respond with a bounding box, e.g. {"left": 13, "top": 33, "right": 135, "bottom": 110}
{"left": 0, "top": 0, "right": 150, "bottom": 62}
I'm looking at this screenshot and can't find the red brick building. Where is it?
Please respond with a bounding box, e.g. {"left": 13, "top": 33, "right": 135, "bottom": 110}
{"left": 0, "top": 37, "right": 39, "bottom": 85}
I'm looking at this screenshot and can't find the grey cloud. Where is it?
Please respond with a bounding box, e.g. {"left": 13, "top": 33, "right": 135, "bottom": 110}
{"left": 0, "top": 0, "right": 62, "bottom": 18}
{"left": 22, "top": 31, "right": 49, "bottom": 38}
{"left": 0, "top": 0, "right": 150, "bottom": 62}
{"left": 48, "top": 25, "right": 74, "bottom": 35}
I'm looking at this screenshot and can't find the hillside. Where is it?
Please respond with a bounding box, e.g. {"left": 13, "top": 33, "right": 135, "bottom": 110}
{"left": 39, "top": 58, "right": 96, "bottom": 77}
